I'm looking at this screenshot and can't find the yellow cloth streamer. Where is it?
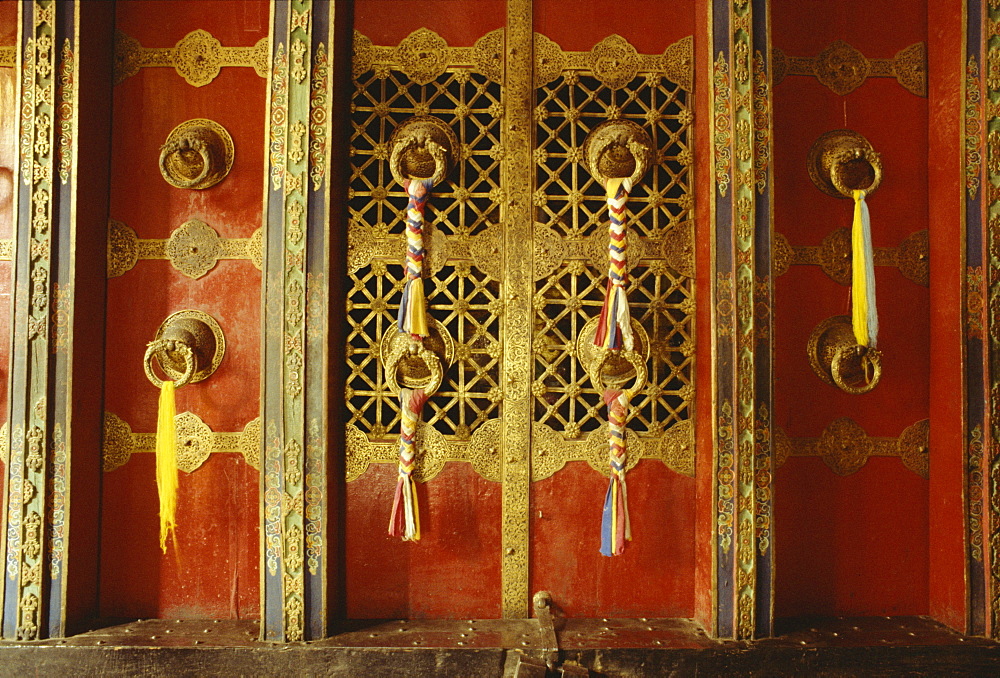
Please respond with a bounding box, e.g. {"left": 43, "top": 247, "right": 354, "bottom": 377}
{"left": 407, "top": 280, "right": 428, "bottom": 337}
{"left": 156, "top": 380, "right": 178, "bottom": 553}
{"left": 850, "top": 189, "right": 878, "bottom": 347}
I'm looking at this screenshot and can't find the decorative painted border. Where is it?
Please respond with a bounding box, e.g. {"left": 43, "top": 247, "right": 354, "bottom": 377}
{"left": 772, "top": 41, "right": 926, "bottom": 97}
{"left": 712, "top": 0, "right": 774, "bottom": 641}
{"left": 113, "top": 29, "right": 268, "bottom": 87}
{"left": 0, "top": 46, "right": 13, "bottom": 67}
{"left": 980, "top": 0, "right": 999, "bottom": 639}
{"left": 261, "top": 0, "right": 333, "bottom": 643}
{"left": 2, "top": 0, "right": 63, "bottom": 642}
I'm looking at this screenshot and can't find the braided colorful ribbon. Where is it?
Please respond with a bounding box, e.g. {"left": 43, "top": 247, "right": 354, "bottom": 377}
{"left": 398, "top": 179, "right": 433, "bottom": 339}
{"left": 389, "top": 387, "right": 428, "bottom": 541}
{"left": 594, "top": 177, "right": 634, "bottom": 351}
{"left": 593, "top": 177, "right": 636, "bottom": 556}
{"left": 600, "top": 389, "right": 632, "bottom": 556}
{"left": 389, "top": 178, "right": 435, "bottom": 541}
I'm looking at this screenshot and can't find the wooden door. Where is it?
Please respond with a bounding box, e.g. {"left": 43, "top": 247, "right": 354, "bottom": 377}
{"left": 344, "top": 0, "right": 700, "bottom": 619}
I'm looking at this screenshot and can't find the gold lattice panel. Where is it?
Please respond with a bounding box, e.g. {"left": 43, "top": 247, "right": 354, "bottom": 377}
{"left": 347, "top": 41, "right": 503, "bottom": 444}
{"left": 531, "top": 49, "right": 694, "bottom": 441}
{"left": 535, "top": 72, "right": 692, "bottom": 238}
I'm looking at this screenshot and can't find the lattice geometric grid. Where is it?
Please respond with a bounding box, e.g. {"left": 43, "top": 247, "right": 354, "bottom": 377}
{"left": 346, "top": 260, "right": 502, "bottom": 439}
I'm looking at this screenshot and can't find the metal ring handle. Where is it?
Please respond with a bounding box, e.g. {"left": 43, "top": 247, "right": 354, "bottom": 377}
{"left": 830, "top": 344, "right": 882, "bottom": 395}
{"left": 144, "top": 339, "right": 197, "bottom": 389}
{"left": 830, "top": 147, "right": 882, "bottom": 198}
{"left": 388, "top": 137, "right": 449, "bottom": 187}
{"left": 383, "top": 339, "right": 444, "bottom": 397}
{"left": 592, "top": 349, "right": 648, "bottom": 398}
{"left": 583, "top": 120, "right": 653, "bottom": 189}
{"left": 158, "top": 139, "right": 212, "bottom": 190}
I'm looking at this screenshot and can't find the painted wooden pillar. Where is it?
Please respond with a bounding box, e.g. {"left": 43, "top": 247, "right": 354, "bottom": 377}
{"left": 938, "top": 0, "right": 981, "bottom": 636}
{"left": 978, "top": 0, "right": 1000, "bottom": 640}
{"left": 710, "top": 0, "right": 774, "bottom": 640}
{"left": 260, "top": 0, "right": 337, "bottom": 642}
{"left": 0, "top": 0, "right": 112, "bottom": 640}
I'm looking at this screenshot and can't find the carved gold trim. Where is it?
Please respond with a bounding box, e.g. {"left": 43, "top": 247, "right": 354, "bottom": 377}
{"left": 0, "top": 46, "right": 13, "bottom": 67}
{"left": 772, "top": 41, "right": 926, "bottom": 97}
{"left": 353, "top": 28, "right": 503, "bottom": 84}
{"left": 533, "top": 33, "right": 692, "bottom": 91}
{"left": 102, "top": 412, "right": 261, "bottom": 472}
{"left": 346, "top": 420, "right": 500, "bottom": 483}
{"left": 114, "top": 29, "right": 269, "bottom": 87}
{"left": 352, "top": 29, "right": 692, "bottom": 93}
{"left": 0, "top": 422, "right": 7, "bottom": 464}
{"left": 772, "top": 229, "right": 928, "bottom": 287}
{"left": 107, "top": 219, "right": 263, "bottom": 278}
{"left": 532, "top": 420, "right": 694, "bottom": 480}
{"left": 774, "top": 418, "right": 929, "bottom": 478}
{"left": 344, "top": 419, "right": 693, "bottom": 484}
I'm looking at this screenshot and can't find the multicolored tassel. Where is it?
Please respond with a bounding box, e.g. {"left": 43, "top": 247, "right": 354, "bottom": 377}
{"left": 851, "top": 189, "right": 878, "bottom": 347}
{"left": 600, "top": 389, "right": 631, "bottom": 556}
{"left": 594, "top": 177, "right": 634, "bottom": 351}
{"left": 389, "top": 387, "right": 428, "bottom": 541}
{"left": 398, "top": 179, "right": 433, "bottom": 339}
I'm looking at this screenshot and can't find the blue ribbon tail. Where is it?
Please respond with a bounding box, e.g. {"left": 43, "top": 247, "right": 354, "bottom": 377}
{"left": 600, "top": 478, "right": 615, "bottom": 557}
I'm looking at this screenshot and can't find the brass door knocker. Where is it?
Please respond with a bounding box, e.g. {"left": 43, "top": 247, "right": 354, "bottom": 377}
{"left": 807, "top": 129, "right": 882, "bottom": 199}
{"left": 159, "top": 118, "right": 235, "bottom": 190}
{"left": 388, "top": 115, "right": 458, "bottom": 187}
{"left": 144, "top": 310, "right": 226, "bottom": 389}
{"left": 379, "top": 318, "right": 455, "bottom": 398}
{"left": 807, "top": 315, "right": 882, "bottom": 394}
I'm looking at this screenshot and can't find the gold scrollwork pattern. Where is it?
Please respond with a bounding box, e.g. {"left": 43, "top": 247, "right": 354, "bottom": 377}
{"left": 0, "top": 46, "right": 14, "bottom": 67}
{"left": 775, "top": 418, "right": 929, "bottom": 478}
{"left": 102, "top": 412, "right": 261, "bottom": 472}
{"left": 107, "top": 218, "right": 263, "bottom": 278}
{"left": 969, "top": 55, "right": 983, "bottom": 199}
{"left": 772, "top": 41, "right": 926, "bottom": 97}
{"left": 531, "top": 33, "right": 692, "bottom": 92}
{"left": 113, "top": 29, "right": 269, "bottom": 87}
{"left": 773, "top": 229, "right": 929, "bottom": 287}
{"left": 531, "top": 419, "right": 693, "bottom": 481}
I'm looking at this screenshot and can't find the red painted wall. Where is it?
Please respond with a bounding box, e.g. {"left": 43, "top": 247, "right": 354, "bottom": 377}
{"left": 99, "top": 0, "right": 267, "bottom": 620}
{"left": 771, "top": 0, "right": 931, "bottom": 617}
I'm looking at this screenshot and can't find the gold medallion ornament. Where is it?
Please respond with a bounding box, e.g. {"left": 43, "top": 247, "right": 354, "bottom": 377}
{"left": 159, "top": 118, "right": 235, "bottom": 190}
